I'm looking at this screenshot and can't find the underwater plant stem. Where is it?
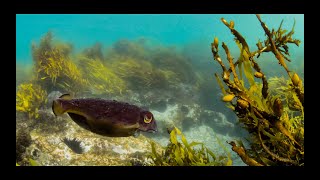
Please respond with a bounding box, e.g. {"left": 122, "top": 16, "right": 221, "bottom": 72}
{"left": 221, "top": 18, "right": 250, "bottom": 54}
{"left": 261, "top": 75, "right": 269, "bottom": 99}
{"left": 211, "top": 45, "right": 229, "bottom": 79}
{"left": 211, "top": 43, "right": 242, "bottom": 94}
{"left": 274, "top": 121, "right": 302, "bottom": 149}
{"left": 256, "top": 14, "right": 304, "bottom": 107}
{"left": 249, "top": 59, "right": 269, "bottom": 98}
{"left": 228, "top": 141, "right": 263, "bottom": 166}
{"left": 222, "top": 17, "right": 271, "bottom": 99}
{"left": 253, "top": 107, "right": 300, "bottom": 149}
{"left": 222, "top": 43, "right": 240, "bottom": 86}
{"left": 253, "top": 107, "right": 302, "bottom": 153}
{"left": 258, "top": 125, "right": 298, "bottom": 165}
{"left": 294, "top": 88, "right": 304, "bottom": 107}
{"left": 251, "top": 46, "right": 269, "bottom": 58}
{"left": 214, "top": 73, "right": 227, "bottom": 95}
{"left": 256, "top": 14, "right": 289, "bottom": 72}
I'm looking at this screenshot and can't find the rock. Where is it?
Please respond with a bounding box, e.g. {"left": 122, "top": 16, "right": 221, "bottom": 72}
{"left": 16, "top": 128, "right": 32, "bottom": 163}
{"left": 149, "top": 103, "right": 235, "bottom": 136}
{"left": 183, "top": 125, "right": 248, "bottom": 166}
{"left": 182, "top": 104, "right": 202, "bottom": 130}
{"left": 151, "top": 104, "right": 180, "bottom": 135}
{"left": 37, "top": 109, "right": 56, "bottom": 121}
{"left": 149, "top": 100, "right": 167, "bottom": 112}
{"left": 46, "top": 91, "right": 63, "bottom": 108}
{"left": 180, "top": 105, "right": 189, "bottom": 114}
{"left": 24, "top": 116, "right": 163, "bottom": 166}
{"left": 200, "top": 110, "right": 235, "bottom": 135}
{"left": 33, "top": 109, "right": 70, "bottom": 134}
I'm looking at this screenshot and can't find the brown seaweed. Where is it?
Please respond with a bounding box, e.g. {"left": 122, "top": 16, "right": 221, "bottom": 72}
{"left": 211, "top": 15, "right": 304, "bottom": 166}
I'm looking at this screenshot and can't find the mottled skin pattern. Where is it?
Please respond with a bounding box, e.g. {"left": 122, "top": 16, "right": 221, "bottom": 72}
{"left": 54, "top": 98, "right": 157, "bottom": 137}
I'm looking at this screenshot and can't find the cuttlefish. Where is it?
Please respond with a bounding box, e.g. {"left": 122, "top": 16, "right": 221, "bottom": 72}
{"left": 52, "top": 94, "right": 157, "bottom": 137}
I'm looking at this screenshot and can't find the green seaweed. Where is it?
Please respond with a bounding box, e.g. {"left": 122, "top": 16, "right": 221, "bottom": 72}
{"left": 111, "top": 57, "right": 175, "bottom": 92}
{"left": 77, "top": 56, "right": 127, "bottom": 95}
{"left": 149, "top": 127, "right": 231, "bottom": 166}
{"left": 150, "top": 47, "right": 197, "bottom": 84}
{"left": 107, "top": 38, "right": 149, "bottom": 61}
{"left": 32, "top": 31, "right": 88, "bottom": 95}
{"left": 82, "top": 42, "right": 104, "bottom": 60}
{"left": 16, "top": 83, "right": 47, "bottom": 119}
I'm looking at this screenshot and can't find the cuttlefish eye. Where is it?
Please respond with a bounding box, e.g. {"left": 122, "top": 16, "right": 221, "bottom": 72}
{"left": 144, "top": 113, "right": 153, "bottom": 123}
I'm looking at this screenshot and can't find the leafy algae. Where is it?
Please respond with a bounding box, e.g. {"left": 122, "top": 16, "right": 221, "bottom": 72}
{"left": 149, "top": 127, "right": 232, "bottom": 166}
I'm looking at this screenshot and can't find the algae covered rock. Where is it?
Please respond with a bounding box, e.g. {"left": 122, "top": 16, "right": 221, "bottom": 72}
{"left": 16, "top": 128, "right": 32, "bottom": 165}
{"left": 24, "top": 111, "right": 163, "bottom": 166}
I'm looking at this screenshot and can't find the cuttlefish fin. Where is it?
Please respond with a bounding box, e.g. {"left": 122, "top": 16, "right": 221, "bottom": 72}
{"left": 113, "top": 122, "right": 140, "bottom": 129}
{"left": 52, "top": 100, "right": 65, "bottom": 116}
{"left": 52, "top": 93, "right": 72, "bottom": 116}
{"left": 59, "top": 93, "right": 72, "bottom": 100}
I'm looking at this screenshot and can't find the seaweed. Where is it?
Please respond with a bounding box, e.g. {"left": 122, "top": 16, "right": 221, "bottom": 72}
{"left": 107, "top": 38, "right": 149, "bottom": 61}
{"left": 82, "top": 42, "right": 104, "bottom": 60}
{"left": 150, "top": 47, "right": 197, "bottom": 84}
{"left": 148, "top": 127, "right": 231, "bottom": 166}
{"left": 77, "top": 56, "right": 127, "bottom": 95}
{"left": 55, "top": 41, "right": 73, "bottom": 57}
{"left": 32, "top": 32, "right": 88, "bottom": 94}
{"left": 16, "top": 83, "right": 47, "bottom": 119}
{"left": 105, "top": 38, "right": 199, "bottom": 93}
{"left": 211, "top": 15, "right": 304, "bottom": 166}
{"left": 111, "top": 57, "right": 171, "bottom": 92}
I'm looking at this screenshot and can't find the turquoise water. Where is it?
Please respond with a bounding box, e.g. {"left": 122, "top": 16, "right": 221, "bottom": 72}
{"left": 16, "top": 14, "right": 304, "bottom": 65}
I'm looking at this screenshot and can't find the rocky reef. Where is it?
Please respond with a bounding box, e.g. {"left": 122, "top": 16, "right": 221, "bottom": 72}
{"left": 16, "top": 105, "right": 163, "bottom": 166}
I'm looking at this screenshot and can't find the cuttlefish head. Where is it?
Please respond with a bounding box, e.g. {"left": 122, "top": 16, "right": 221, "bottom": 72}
{"left": 138, "top": 110, "right": 157, "bottom": 133}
